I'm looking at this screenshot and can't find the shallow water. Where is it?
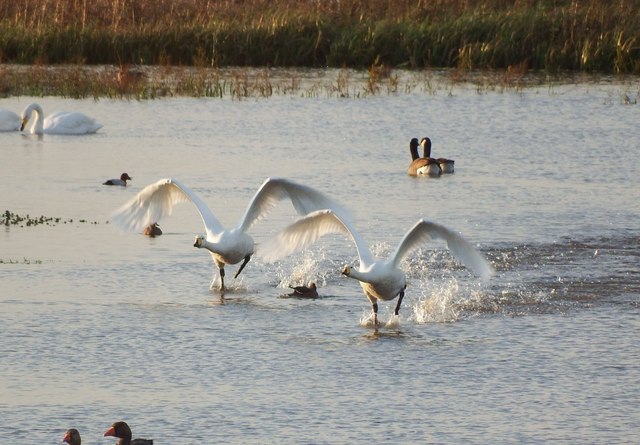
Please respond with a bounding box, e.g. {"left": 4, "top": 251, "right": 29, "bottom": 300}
{"left": 1, "top": 77, "right": 639, "bottom": 444}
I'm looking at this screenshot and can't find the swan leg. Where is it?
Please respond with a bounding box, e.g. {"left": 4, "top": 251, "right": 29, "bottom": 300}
{"left": 234, "top": 255, "right": 251, "bottom": 279}
{"left": 394, "top": 287, "right": 406, "bottom": 316}
{"left": 372, "top": 302, "right": 379, "bottom": 326}
{"left": 219, "top": 267, "right": 226, "bottom": 290}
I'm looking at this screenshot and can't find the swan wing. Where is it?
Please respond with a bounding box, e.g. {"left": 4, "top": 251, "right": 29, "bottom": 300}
{"left": 391, "top": 219, "right": 494, "bottom": 280}
{"left": 237, "top": 177, "right": 350, "bottom": 233}
{"left": 110, "top": 178, "right": 223, "bottom": 235}
{"left": 259, "top": 209, "right": 373, "bottom": 266}
{"left": 44, "top": 112, "right": 103, "bottom": 134}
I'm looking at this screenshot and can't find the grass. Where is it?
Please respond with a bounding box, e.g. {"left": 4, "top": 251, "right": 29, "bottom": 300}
{"left": 0, "top": 0, "right": 638, "bottom": 74}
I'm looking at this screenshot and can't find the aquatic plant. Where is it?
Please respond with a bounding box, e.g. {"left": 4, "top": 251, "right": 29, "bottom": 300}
{"left": 1, "top": 210, "right": 100, "bottom": 227}
{"left": 0, "top": 0, "right": 637, "bottom": 74}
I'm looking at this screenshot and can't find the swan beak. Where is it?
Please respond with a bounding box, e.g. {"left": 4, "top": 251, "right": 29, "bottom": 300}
{"left": 103, "top": 426, "right": 116, "bottom": 437}
{"left": 341, "top": 265, "right": 351, "bottom": 276}
{"left": 20, "top": 118, "right": 27, "bottom": 131}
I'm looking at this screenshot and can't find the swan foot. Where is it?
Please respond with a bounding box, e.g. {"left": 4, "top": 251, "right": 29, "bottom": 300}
{"left": 372, "top": 302, "right": 379, "bottom": 327}
{"left": 234, "top": 255, "right": 251, "bottom": 279}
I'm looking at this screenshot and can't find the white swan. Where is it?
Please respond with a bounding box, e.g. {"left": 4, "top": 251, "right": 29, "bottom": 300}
{"left": 0, "top": 109, "right": 20, "bottom": 131}
{"left": 111, "top": 177, "right": 348, "bottom": 290}
{"left": 20, "top": 103, "right": 103, "bottom": 135}
{"left": 261, "top": 209, "right": 493, "bottom": 325}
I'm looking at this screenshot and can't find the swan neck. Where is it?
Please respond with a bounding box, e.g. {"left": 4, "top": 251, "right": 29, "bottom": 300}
{"left": 198, "top": 238, "right": 217, "bottom": 253}
{"left": 28, "top": 104, "right": 44, "bottom": 134}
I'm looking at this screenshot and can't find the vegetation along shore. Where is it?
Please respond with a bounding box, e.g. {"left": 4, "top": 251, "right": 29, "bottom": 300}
{"left": 0, "top": 0, "right": 638, "bottom": 98}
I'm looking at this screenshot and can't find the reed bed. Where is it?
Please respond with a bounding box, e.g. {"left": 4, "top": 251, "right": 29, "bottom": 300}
{"left": 1, "top": 0, "right": 639, "bottom": 74}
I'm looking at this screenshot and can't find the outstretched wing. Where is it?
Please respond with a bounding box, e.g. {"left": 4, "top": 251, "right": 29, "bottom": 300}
{"left": 259, "top": 209, "right": 374, "bottom": 267}
{"left": 391, "top": 219, "right": 494, "bottom": 280}
{"left": 110, "top": 178, "right": 223, "bottom": 236}
{"left": 237, "top": 177, "right": 351, "bottom": 233}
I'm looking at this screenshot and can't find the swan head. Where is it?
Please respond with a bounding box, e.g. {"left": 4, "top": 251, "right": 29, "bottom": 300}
{"left": 194, "top": 235, "right": 205, "bottom": 248}
{"left": 410, "top": 138, "right": 419, "bottom": 149}
{"left": 120, "top": 173, "right": 132, "bottom": 182}
{"left": 341, "top": 265, "right": 351, "bottom": 276}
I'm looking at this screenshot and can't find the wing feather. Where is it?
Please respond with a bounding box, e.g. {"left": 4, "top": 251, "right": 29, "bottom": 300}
{"left": 238, "top": 177, "right": 350, "bottom": 233}
{"left": 259, "top": 209, "right": 373, "bottom": 266}
{"left": 392, "top": 219, "right": 494, "bottom": 280}
{"left": 110, "top": 178, "right": 223, "bottom": 235}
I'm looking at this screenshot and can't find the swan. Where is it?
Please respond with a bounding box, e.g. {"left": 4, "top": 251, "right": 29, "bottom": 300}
{"left": 63, "top": 428, "right": 81, "bottom": 445}
{"left": 261, "top": 209, "right": 494, "bottom": 325}
{"left": 104, "top": 421, "right": 152, "bottom": 445}
{"left": 103, "top": 173, "right": 132, "bottom": 186}
{"left": 111, "top": 177, "right": 348, "bottom": 290}
{"left": 421, "top": 137, "right": 455, "bottom": 174}
{"left": 20, "top": 103, "right": 103, "bottom": 135}
{"left": 0, "top": 109, "right": 20, "bottom": 131}
{"left": 407, "top": 137, "right": 441, "bottom": 177}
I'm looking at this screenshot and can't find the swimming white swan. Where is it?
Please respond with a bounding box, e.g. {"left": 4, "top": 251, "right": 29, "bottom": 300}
{"left": 261, "top": 209, "right": 493, "bottom": 325}
{"left": 0, "top": 109, "right": 20, "bottom": 131}
{"left": 20, "top": 103, "right": 103, "bottom": 135}
{"left": 421, "top": 137, "right": 454, "bottom": 174}
{"left": 111, "top": 177, "right": 348, "bottom": 290}
{"left": 407, "top": 137, "right": 441, "bottom": 177}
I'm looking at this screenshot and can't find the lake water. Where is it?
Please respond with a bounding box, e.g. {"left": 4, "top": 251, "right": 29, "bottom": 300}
{"left": 1, "top": 73, "right": 639, "bottom": 444}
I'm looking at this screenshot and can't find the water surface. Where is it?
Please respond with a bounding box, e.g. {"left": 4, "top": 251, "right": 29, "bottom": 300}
{"left": 1, "top": 78, "right": 639, "bottom": 444}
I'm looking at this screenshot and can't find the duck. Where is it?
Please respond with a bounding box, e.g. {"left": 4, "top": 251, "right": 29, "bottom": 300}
{"left": 288, "top": 282, "right": 319, "bottom": 298}
{"left": 110, "top": 177, "right": 348, "bottom": 290}
{"left": 20, "top": 102, "right": 103, "bottom": 135}
{"left": 103, "top": 173, "right": 132, "bottom": 186}
{"left": 0, "top": 108, "right": 20, "bottom": 131}
{"left": 421, "top": 137, "right": 455, "bottom": 174}
{"left": 261, "top": 209, "right": 494, "bottom": 326}
{"left": 407, "top": 137, "right": 441, "bottom": 177}
{"left": 143, "top": 222, "right": 162, "bottom": 237}
{"left": 63, "top": 428, "right": 81, "bottom": 445}
{"left": 104, "top": 421, "right": 152, "bottom": 445}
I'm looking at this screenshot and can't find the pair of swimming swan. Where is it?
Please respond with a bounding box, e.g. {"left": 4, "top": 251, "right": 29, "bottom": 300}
{"left": 111, "top": 177, "right": 493, "bottom": 325}
{"left": 64, "top": 421, "right": 152, "bottom": 445}
{"left": 0, "top": 103, "right": 102, "bottom": 134}
{"left": 407, "top": 137, "right": 455, "bottom": 176}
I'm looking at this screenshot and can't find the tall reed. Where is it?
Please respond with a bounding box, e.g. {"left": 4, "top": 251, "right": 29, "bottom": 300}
{"left": 0, "top": 0, "right": 638, "bottom": 73}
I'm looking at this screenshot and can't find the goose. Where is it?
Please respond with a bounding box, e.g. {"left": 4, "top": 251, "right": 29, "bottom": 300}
{"left": 407, "top": 137, "right": 441, "bottom": 177}
{"left": 0, "top": 109, "right": 20, "bottom": 131}
{"left": 63, "top": 428, "right": 81, "bottom": 445}
{"left": 143, "top": 222, "right": 162, "bottom": 237}
{"left": 104, "top": 421, "right": 152, "bottom": 445}
{"left": 111, "top": 177, "right": 348, "bottom": 290}
{"left": 421, "top": 137, "right": 455, "bottom": 174}
{"left": 261, "top": 209, "right": 494, "bottom": 326}
{"left": 103, "top": 173, "right": 132, "bottom": 186}
{"left": 288, "top": 282, "right": 318, "bottom": 298}
{"left": 20, "top": 102, "right": 103, "bottom": 135}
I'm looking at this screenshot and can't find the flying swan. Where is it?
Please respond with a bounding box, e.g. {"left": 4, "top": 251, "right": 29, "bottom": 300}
{"left": 261, "top": 209, "right": 494, "bottom": 325}
{"left": 20, "top": 102, "right": 103, "bottom": 135}
{"left": 111, "top": 177, "right": 348, "bottom": 290}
